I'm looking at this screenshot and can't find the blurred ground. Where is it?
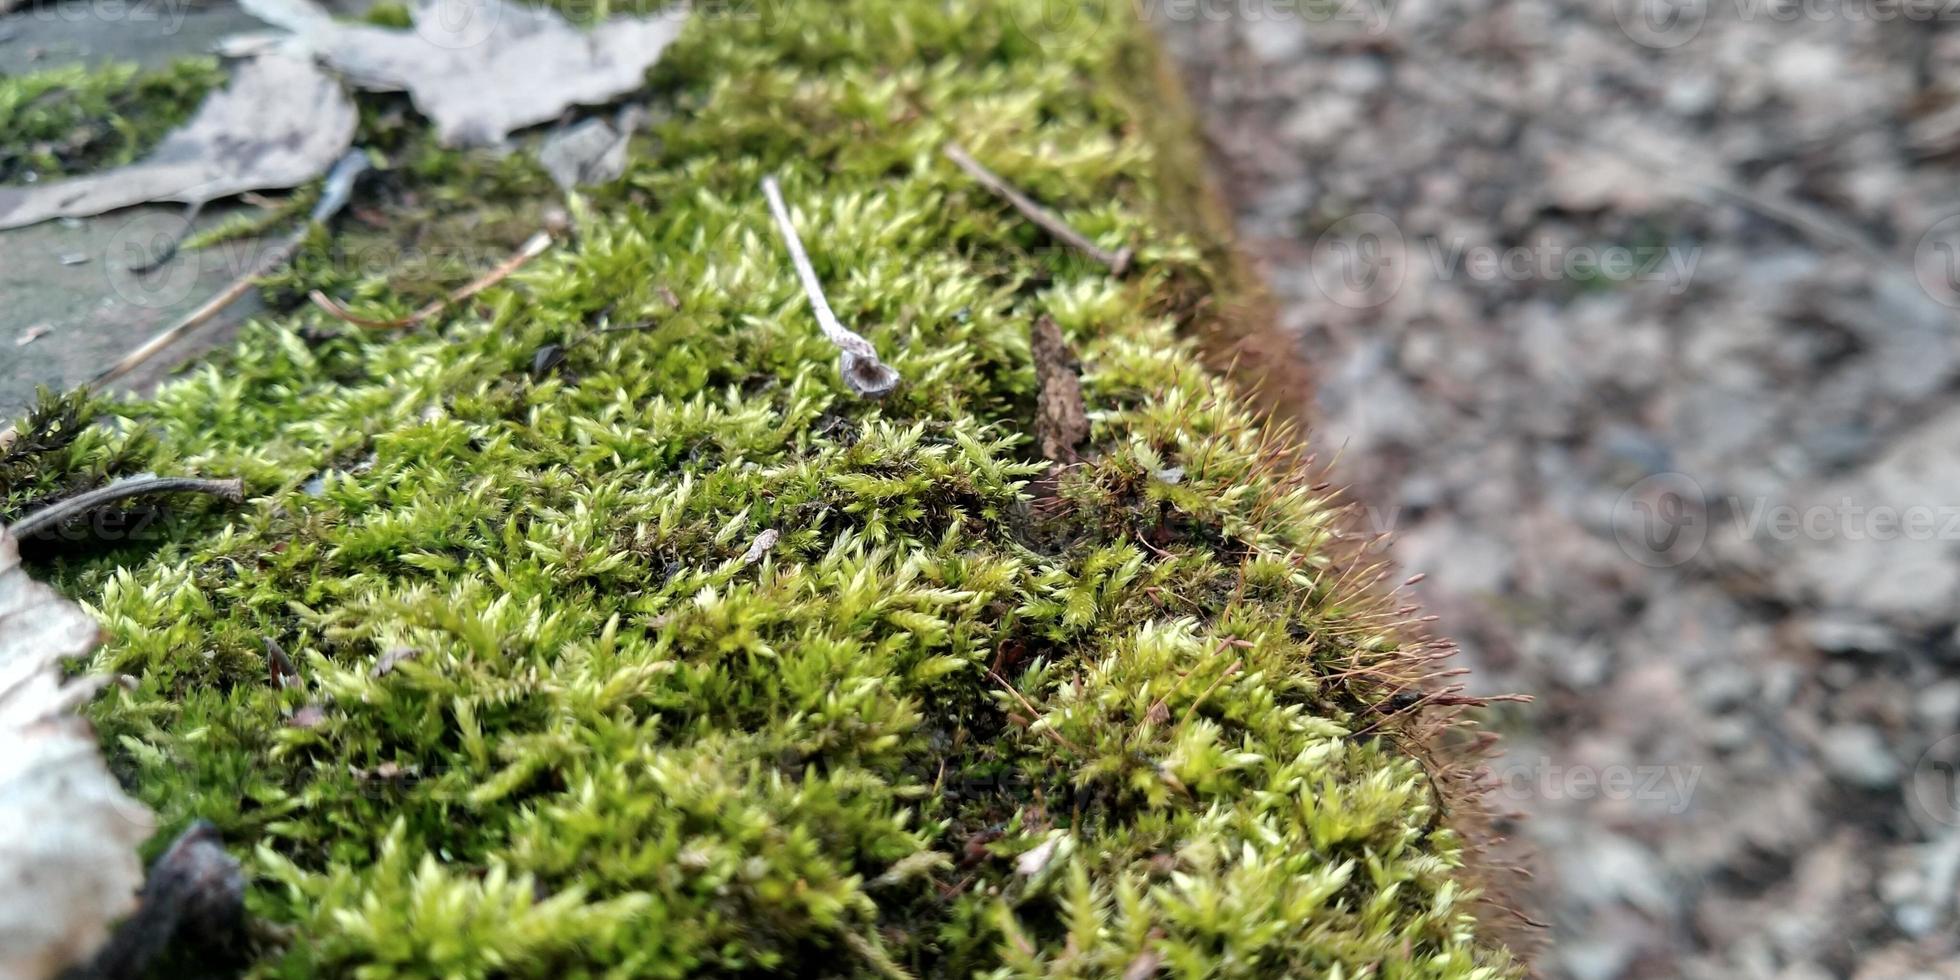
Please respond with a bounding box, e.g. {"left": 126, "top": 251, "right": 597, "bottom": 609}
{"left": 1161, "top": 4, "right": 1960, "bottom": 978}
{"left": 0, "top": 6, "right": 276, "bottom": 415}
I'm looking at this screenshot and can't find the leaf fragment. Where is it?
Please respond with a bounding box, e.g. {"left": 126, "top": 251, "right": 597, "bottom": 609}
{"left": 0, "top": 525, "right": 157, "bottom": 979}
{"left": 0, "top": 54, "right": 356, "bottom": 231}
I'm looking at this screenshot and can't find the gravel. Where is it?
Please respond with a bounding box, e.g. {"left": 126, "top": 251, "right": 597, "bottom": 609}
{"left": 1159, "top": 4, "right": 1960, "bottom": 976}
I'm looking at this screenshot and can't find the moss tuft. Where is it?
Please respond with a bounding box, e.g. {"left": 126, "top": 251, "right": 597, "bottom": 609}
{"left": 8, "top": 0, "right": 1519, "bottom": 975}
{"left": 0, "top": 56, "right": 224, "bottom": 185}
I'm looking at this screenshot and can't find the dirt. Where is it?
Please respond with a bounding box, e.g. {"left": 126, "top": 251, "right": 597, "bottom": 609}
{"left": 1159, "top": 5, "right": 1960, "bottom": 978}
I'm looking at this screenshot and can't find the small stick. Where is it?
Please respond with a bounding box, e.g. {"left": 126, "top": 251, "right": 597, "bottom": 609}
{"left": 263, "top": 637, "right": 301, "bottom": 690}
{"left": 0, "top": 152, "right": 372, "bottom": 449}
{"left": 9, "top": 475, "right": 244, "bottom": 540}
{"left": 759, "top": 175, "right": 900, "bottom": 397}
{"left": 310, "top": 231, "right": 553, "bottom": 330}
{"left": 86, "top": 150, "right": 372, "bottom": 393}
{"left": 128, "top": 199, "right": 207, "bottom": 275}
{"left": 943, "top": 142, "right": 1132, "bottom": 276}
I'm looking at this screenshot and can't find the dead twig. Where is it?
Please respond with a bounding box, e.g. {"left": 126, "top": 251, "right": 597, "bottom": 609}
{"left": 9, "top": 475, "right": 244, "bottom": 540}
{"left": 263, "top": 637, "right": 302, "bottom": 690}
{"left": 87, "top": 149, "right": 372, "bottom": 393}
{"left": 128, "top": 199, "right": 207, "bottom": 275}
{"left": 759, "top": 174, "right": 901, "bottom": 397}
{"left": 987, "top": 666, "right": 1090, "bottom": 757}
{"left": 309, "top": 230, "right": 553, "bottom": 330}
{"left": 943, "top": 142, "right": 1133, "bottom": 276}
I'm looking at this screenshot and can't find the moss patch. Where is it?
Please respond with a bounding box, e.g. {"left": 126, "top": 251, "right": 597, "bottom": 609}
{"left": 5, "top": 1, "right": 1519, "bottom": 975}
{"left": 0, "top": 56, "right": 224, "bottom": 185}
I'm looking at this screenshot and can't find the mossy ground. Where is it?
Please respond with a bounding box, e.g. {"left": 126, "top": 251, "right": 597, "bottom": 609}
{"left": 0, "top": 55, "right": 224, "bottom": 185}
{"left": 2, "top": 1, "right": 1520, "bottom": 976}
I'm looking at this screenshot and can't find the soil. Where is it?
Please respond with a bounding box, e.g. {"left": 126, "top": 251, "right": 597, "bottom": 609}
{"left": 1160, "top": 5, "right": 1960, "bottom": 978}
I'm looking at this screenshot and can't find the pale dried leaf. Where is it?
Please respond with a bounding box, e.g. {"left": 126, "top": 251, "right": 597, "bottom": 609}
{"left": 1122, "top": 950, "right": 1163, "bottom": 980}
{"left": 0, "top": 54, "right": 357, "bottom": 232}
{"left": 244, "top": 0, "right": 689, "bottom": 147}
{"left": 538, "top": 118, "right": 632, "bottom": 190}
{"left": 0, "top": 526, "right": 156, "bottom": 980}
{"left": 1015, "top": 835, "right": 1060, "bottom": 877}
{"left": 371, "top": 646, "right": 421, "bottom": 677}
{"left": 739, "top": 528, "right": 780, "bottom": 566}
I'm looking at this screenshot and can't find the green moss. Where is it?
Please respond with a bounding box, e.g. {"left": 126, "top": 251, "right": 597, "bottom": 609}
{"left": 11, "top": 0, "right": 1518, "bottom": 975}
{"left": 0, "top": 56, "right": 224, "bottom": 185}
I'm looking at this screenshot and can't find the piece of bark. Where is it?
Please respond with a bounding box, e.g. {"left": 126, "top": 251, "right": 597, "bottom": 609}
{"left": 1031, "top": 316, "right": 1088, "bottom": 465}
{"left": 71, "top": 821, "right": 246, "bottom": 980}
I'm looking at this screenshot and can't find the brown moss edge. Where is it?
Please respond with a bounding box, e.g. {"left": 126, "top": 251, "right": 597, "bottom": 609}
{"left": 1111, "top": 19, "right": 1545, "bottom": 962}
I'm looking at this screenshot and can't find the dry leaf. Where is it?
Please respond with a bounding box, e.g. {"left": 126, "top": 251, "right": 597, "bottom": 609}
{"left": 538, "top": 117, "right": 633, "bottom": 190}
{"left": 1015, "top": 836, "right": 1061, "bottom": 877}
{"left": 370, "top": 646, "right": 420, "bottom": 677}
{"left": 243, "top": 0, "right": 689, "bottom": 147}
{"left": 1031, "top": 315, "right": 1088, "bottom": 464}
{"left": 739, "top": 528, "right": 780, "bottom": 565}
{"left": 0, "top": 525, "right": 157, "bottom": 980}
{"left": 0, "top": 54, "right": 356, "bottom": 232}
{"left": 1121, "top": 950, "right": 1163, "bottom": 980}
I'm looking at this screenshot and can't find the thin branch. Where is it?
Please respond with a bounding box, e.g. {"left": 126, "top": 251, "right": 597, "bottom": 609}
{"left": 10, "top": 475, "right": 244, "bottom": 540}
{"left": 88, "top": 150, "right": 372, "bottom": 393}
{"left": 310, "top": 231, "right": 553, "bottom": 330}
{"left": 128, "top": 199, "right": 206, "bottom": 275}
{"left": 759, "top": 174, "right": 900, "bottom": 397}
{"left": 943, "top": 142, "right": 1133, "bottom": 276}
{"left": 987, "top": 666, "right": 1090, "bottom": 757}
